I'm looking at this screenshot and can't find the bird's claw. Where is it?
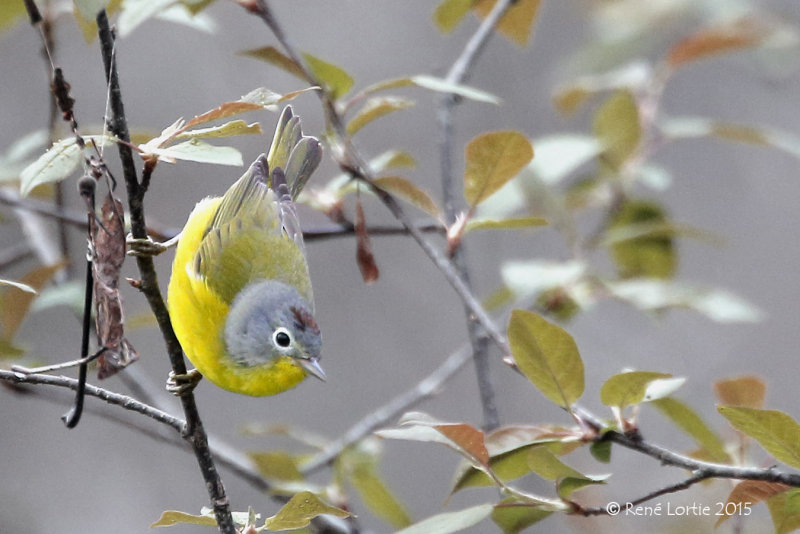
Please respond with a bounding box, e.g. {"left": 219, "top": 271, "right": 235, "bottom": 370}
{"left": 166, "top": 369, "right": 203, "bottom": 397}
{"left": 126, "top": 233, "right": 169, "bottom": 257}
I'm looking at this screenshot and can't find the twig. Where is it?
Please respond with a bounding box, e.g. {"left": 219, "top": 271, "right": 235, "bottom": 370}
{"left": 0, "top": 368, "right": 354, "bottom": 534}
{"left": 302, "top": 344, "right": 473, "bottom": 474}
{"left": 0, "top": 369, "right": 184, "bottom": 431}
{"left": 94, "top": 11, "right": 235, "bottom": 534}
{"left": 0, "top": 187, "right": 441, "bottom": 243}
{"left": 248, "top": 1, "right": 513, "bottom": 363}
{"left": 436, "top": 0, "right": 515, "bottom": 432}
{"left": 577, "top": 472, "right": 712, "bottom": 516}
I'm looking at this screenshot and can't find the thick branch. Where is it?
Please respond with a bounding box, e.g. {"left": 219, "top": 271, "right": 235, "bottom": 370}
{"left": 94, "top": 12, "right": 235, "bottom": 534}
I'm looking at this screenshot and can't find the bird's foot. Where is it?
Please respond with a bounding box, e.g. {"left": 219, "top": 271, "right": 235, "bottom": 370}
{"left": 166, "top": 369, "right": 202, "bottom": 397}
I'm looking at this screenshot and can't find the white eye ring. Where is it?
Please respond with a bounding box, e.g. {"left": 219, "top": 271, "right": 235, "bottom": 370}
{"left": 272, "top": 327, "right": 293, "bottom": 350}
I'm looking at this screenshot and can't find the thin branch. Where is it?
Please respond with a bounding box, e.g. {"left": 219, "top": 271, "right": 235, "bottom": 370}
{"left": 436, "top": 0, "right": 515, "bottom": 432}
{"left": 247, "top": 1, "right": 513, "bottom": 364}
{"left": 302, "top": 344, "right": 473, "bottom": 474}
{"left": 577, "top": 472, "right": 712, "bottom": 516}
{"left": 1, "top": 369, "right": 354, "bottom": 534}
{"left": 0, "top": 369, "right": 184, "bottom": 431}
{"left": 0, "top": 187, "right": 441, "bottom": 243}
{"left": 94, "top": 12, "right": 235, "bottom": 534}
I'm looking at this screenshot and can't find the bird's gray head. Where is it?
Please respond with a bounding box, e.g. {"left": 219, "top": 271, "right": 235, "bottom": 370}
{"left": 224, "top": 280, "right": 324, "bottom": 380}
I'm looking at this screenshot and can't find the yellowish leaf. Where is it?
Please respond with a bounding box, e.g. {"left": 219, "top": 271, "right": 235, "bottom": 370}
{"left": 464, "top": 131, "right": 533, "bottom": 206}
{"left": 473, "top": 0, "right": 541, "bottom": 47}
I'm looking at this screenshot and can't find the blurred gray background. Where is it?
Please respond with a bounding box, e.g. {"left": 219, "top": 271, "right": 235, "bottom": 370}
{"left": 1, "top": 1, "right": 799, "bottom": 532}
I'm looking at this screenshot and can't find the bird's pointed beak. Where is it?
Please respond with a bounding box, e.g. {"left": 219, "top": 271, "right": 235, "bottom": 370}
{"left": 298, "top": 357, "right": 326, "bottom": 382}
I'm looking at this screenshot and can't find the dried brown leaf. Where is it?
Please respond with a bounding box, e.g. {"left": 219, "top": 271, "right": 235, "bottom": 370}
{"left": 92, "top": 193, "right": 138, "bottom": 378}
{"left": 355, "top": 196, "right": 379, "bottom": 284}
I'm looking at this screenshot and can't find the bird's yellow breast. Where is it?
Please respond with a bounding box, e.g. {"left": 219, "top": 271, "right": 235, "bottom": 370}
{"left": 167, "top": 197, "right": 306, "bottom": 396}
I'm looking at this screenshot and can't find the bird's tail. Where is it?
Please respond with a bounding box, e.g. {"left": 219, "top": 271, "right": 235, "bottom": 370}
{"left": 266, "top": 106, "right": 322, "bottom": 199}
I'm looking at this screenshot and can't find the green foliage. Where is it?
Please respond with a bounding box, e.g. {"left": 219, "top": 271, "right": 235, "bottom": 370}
{"left": 651, "top": 397, "right": 729, "bottom": 463}
{"left": 507, "top": 309, "right": 584, "bottom": 408}
{"left": 395, "top": 504, "right": 494, "bottom": 534}
{"left": 600, "top": 371, "right": 674, "bottom": 408}
{"left": 607, "top": 200, "right": 676, "bottom": 279}
{"left": 592, "top": 90, "right": 640, "bottom": 171}
{"left": 463, "top": 131, "right": 533, "bottom": 207}
{"left": 718, "top": 406, "right": 800, "bottom": 469}
{"left": 302, "top": 53, "right": 354, "bottom": 100}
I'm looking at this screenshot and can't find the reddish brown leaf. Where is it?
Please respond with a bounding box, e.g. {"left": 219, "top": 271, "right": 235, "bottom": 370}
{"left": 183, "top": 101, "right": 264, "bottom": 131}
{"left": 354, "top": 196, "right": 379, "bottom": 284}
{"left": 92, "top": 193, "right": 138, "bottom": 378}
{"left": 435, "top": 423, "right": 489, "bottom": 466}
{"left": 716, "top": 480, "right": 790, "bottom": 527}
{"left": 666, "top": 18, "right": 767, "bottom": 69}
{"left": 714, "top": 376, "right": 766, "bottom": 408}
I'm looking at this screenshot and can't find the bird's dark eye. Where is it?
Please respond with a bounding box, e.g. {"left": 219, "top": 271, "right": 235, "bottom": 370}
{"left": 273, "top": 328, "right": 292, "bottom": 348}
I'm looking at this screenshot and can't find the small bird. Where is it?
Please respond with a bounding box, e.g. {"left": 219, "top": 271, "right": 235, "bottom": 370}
{"left": 167, "top": 106, "right": 324, "bottom": 396}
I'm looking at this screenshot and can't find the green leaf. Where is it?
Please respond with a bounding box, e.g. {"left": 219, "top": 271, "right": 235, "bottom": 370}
{"left": 19, "top": 138, "right": 81, "bottom": 196}
{"left": 409, "top": 75, "right": 501, "bottom": 104}
{"left": 526, "top": 134, "right": 601, "bottom": 185}
{"left": 473, "top": 0, "right": 542, "bottom": 47}
{"left": 0, "top": 1, "right": 25, "bottom": 32}
{"left": 248, "top": 451, "right": 303, "bottom": 482}
{"left": 148, "top": 139, "right": 243, "bottom": 166}
{"left": 117, "top": 0, "right": 174, "bottom": 37}
{"left": 74, "top": 0, "right": 111, "bottom": 20}
{"left": 501, "top": 260, "right": 586, "bottom": 303}
{"left": 20, "top": 135, "right": 114, "bottom": 196}
{"left": 339, "top": 443, "right": 412, "bottom": 528}
{"left": 652, "top": 398, "right": 729, "bottom": 463}
{"left": 491, "top": 498, "right": 553, "bottom": 534}
{"left": 608, "top": 199, "right": 675, "bottom": 279}
{"left": 714, "top": 376, "right": 765, "bottom": 408}
{"left": 433, "top": 0, "right": 472, "bottom": 33}
{"left": 718, "top": 406, "right": 800, "bottom": 468}
{"left": 302, "top": 53, "right": 354, "bottom": 100}
{"left": 451, "top": 426, "right": 582, "bottom": 493}
{"left": 359, "top": 75, "right": 500, "bottom": 105}
{"left": 768, "top": 488, "right": 800, "bottom": 534}
{"left": 589, "top": 440, "right": 612, "bottom": 463}
{"left": 600, "top": 371, "right": 673, "bottom": 408}
{"left": 175, "top": 120, "right": 262, "bottom": 140}
{"left": 371, "top": 150, "right": 417, "bottom": 171}
{"left": 527, "top": 447, "right": 607, "bottom": 498}
{"left": 464, "top": 216, "right": 547, "bottom": 233}
{"left": 346, "top": 96, "right": 414, "bottom": 136}
{"left": 0, "top": 279, "right": 36, "bottom": 294}
{"left": 593, "top": 90, "right": 640, "bottom": 170}
{"left": 605, "top": 279, "right": 763, "bottom": 323}
{"left": 0, "top": 129, "right": 48, "bottom": 181}
{"left": 373, "top": 176, "right": 441, "bottom": 220}
{"left": 507, "top": 309, "right": 584, "bottom": 408}
{"left": 464, "top": 131, "right": 533, "bottom": 206}
{"left": 263, "top": 491, "right": 350, "bottom": 530}
{"left": 395, "top": 504, "right": 493, "bottom": 534}
{"left": 716, "top": 480, "right": 789, "bottom": 527}
{"left": 29, "top": 281, "right": 84, "bottom": 314}
{"left": 238, "top": 47, "right": 307, "bottom": 80}
{"left": 526, "top": 446, "right": 584, "bottom": 481}
{"left": 150, "top": 509, "right": 217, "bottom": 527}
